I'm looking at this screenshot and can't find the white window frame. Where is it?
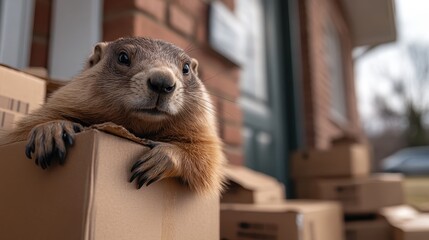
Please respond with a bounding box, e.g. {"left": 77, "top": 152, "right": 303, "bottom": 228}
{"left": 325, "top": 19, "right": 348, "bottom": 124}
{"left": 49, "top": 0, "right": 102, "bottom": 80}
{"left": 0, "top": 0, "right": 35, "bottom": 69}
{"left": 236, "top": 0, "right": 270, "bottom": 117}
{"left": 237, "top": 0, "right": 267, "bottom": 101}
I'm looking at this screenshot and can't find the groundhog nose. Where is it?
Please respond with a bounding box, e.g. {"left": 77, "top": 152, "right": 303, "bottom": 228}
{"left": 147, "top": 75, "right": 176, "bottom": 94}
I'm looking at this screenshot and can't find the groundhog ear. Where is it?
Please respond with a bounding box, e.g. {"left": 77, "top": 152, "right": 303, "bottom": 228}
{"left": 86, "top": 42, "right": 108, "bottom": 69}
{"left": 191, "top": 58, "right": 199, "bottom": 76}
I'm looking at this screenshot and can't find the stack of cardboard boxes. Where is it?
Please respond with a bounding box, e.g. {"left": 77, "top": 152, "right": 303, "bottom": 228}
{"left": 0, "top": 65, "right": 219, "bottom": 240}
{"left": 292, "top": 143, "right": 423, "bottom": 240}
{"left": 220, "top": 165, "right": 345, "bottom": 240}
{"left": 0, "top": 65, "right": 46, "bottom": 130}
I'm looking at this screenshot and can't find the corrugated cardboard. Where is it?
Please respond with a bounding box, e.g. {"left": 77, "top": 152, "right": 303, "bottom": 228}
{"left": 23, "top": 67, "right": 49, "bottom": 79}
{"left": 220, "top": 200, "right": 344, "bottom": 240}
{"left": 0, "top": 129, "right": 219, "bottom": 240}
{"left": 393, "top": 215, "right": 429, "bottom": 240}
{"left": 345, "top": 218, "right": 392, "bottom": 240}
{"left": 291, "top": 144, "right": 370, "bottom": 178}
{"left": 221, "top": 165, "right": 285, "bottom": 204}
{"left": 296, "top": 174, "right": 405, "bottom": 214}
{"left": 380, "top": 205, "right": 420, "bottom": 225}
{"left": 0, "top": 65, "right": 46, "bottom": 130}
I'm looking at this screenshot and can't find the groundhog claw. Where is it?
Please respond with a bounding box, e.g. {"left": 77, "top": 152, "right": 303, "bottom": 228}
{"left": 62, "top": 132, "right": 74, "bottom": 146}
{"left": 146, "top": 176, "right": 161, "bottom": 187}
{"left": 129, "top": 143, "right": 178, "bottom": 189}
{"left": 25, "top": 143, "right": 34, "bottom": 159}
{"left": 143, "top": 140, "right": 159, "bottom": 149}
{"left": 137, "top": 176, "right": 149, "bottom": 189}
{"left": 25, "top": 120, "right": 83, "bottom": 169}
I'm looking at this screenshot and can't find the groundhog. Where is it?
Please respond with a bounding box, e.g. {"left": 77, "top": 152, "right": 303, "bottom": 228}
{"left": 0, "top": 37, "right": 226, "bottom": 196}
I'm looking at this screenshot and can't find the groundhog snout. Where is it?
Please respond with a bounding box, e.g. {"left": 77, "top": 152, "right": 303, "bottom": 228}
{"left": 147, "top": 72, "right": 176, "bottom": 94}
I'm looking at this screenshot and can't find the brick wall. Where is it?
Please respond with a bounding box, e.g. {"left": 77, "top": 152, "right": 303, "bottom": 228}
{"left": 300, "top": 0, "right": 362, "bottom": 149}
{"left": 30, "top": 0, "right": 52, "bottom": 68}
{"left": 29, "top": 0, "right": 244, "bottom": 166}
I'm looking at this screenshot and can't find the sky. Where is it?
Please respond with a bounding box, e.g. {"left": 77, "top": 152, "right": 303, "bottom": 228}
{"left": 355, "top": 0, "right": 429, "bottom": 132}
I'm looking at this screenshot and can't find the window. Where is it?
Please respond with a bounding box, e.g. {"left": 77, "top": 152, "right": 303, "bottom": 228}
{"left": 325, "top": 19, "right": 347, "bottom": 123}
{"left": 237, "top": 0, "right": 268, "bottom": 103}
{"left": 236, "top": 0, "right": 275, "bottom": 175}
{"left": 0, "top": 0, "right": 34, "bottom": 69}
{"left": 49, "top": 0, "right": 102, "bottom": 80}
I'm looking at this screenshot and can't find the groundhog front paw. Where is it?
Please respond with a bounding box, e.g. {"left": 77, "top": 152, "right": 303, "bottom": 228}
{"left": 25, "top": 120, "right": 84, "bottom": 169}
{"left": 129, "top": 143, "right": 179, "bottom": 189}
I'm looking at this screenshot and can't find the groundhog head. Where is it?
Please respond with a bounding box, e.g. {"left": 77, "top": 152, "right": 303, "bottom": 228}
{"left": 84, "top": 37, "right": 204, "bottom": 122}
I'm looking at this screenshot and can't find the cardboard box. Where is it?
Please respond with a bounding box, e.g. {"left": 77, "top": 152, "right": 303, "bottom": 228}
{"left": 221, "top": 165, "right": 285, "bottom": 204}
{"left": 220, "top": 200, "right": 344, "bottom": 240}
{"left": 0, "top": 65, "right": 46, "bottom": 130}
{"left": 295, "top": 174, "right": 405, "bottom": 214}
{"left": 0, "top": 129, "right": 219, "bottom": 240}
{"left": 393, "top": 215, "right": 429, "bottom": 240}
{"left": 380, "top": 206, "right": 429, "bottom": 240}
{"left": 380, "top": 205, "right": 420, "bottom": 225}
{"left": 291, "top": 144, "right": 370, "bottom": 178}
{"left": 345, "top": 218, "right": 392, "bottom": 240}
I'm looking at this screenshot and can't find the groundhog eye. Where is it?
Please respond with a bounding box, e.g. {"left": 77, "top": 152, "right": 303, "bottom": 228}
{"left": 118, "top": 52, "right": 130, "bottom": 66}
{"left": 182, "top": 63, "right": 190, "bottom": 75}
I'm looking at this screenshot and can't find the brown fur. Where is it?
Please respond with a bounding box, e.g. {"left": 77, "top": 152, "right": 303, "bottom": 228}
{"left": 0, "top": 37, "right": 226, "bottom": 196}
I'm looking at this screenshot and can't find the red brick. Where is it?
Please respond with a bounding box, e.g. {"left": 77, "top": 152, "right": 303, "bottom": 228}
{"left": 220, "top": 0, "right": 235, "bottom": 11}
{"left": 104, "top": 0, "right": 166, "bottom": 21}
{"left": 205, "top": 78, "right": 239, "bottom": 100}
{"left": 230, "top": 67, "right": 241, "bottom": 82}
{"left": 174, "top": 0, "right": 209, "bottom": 43}
{"left": 135, "top": 0, "right": 166, "bottom": 22}
{"left": 104, "top": 12, "right": 192, "bottom": 48}
{"left": 208, "top": 95, "right": 222, "bottom": 136}
{"left": 224, "top": 147, "right": 244, "bottom": 165}
{"left": 32, "top": 0, "right": 52, "bottom": 36}
{"left": 169, "top": 4, "right": 195, "bottom": 37}
{"left": 30, "top": 41, "right": 48, "bottom": 67}
{"left": 196, "top": 13, "right": 208, "bottom": 43}
{"left": 201, "top": 64, "right": 240, "bottom": 100}
{"left": 30, "top": 0, "right": 52, "bottom": 68}
{"left": 196, "top": 49, "right": 240, "bottom": 77}
{"left": 134, "top": 13, "right": 190, "bottom": 48}
{"left": 223, "top": 123, "right": 242, "bottom": 146}
{"left": 172, "top": 0, "right": 206, "bottom": 16}
{"left": 104, "top": 0, "right": 135, "bottom": 16}
{"left": 221, "top": 99, "right": 242, "bottom": 124}
{"left": 194, "top": 52, "right": 240, "bottom": 99}
{"left": 103, "top": 15, "right": 135, "bottom": 41}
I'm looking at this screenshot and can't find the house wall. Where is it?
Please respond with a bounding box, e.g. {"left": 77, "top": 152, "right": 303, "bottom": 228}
{"left": 299, "top": 0, "right": 362, "bottom": 149}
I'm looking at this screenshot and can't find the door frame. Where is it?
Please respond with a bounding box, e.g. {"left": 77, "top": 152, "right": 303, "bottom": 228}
{"left": 263, "top": 0, "right": 304, "bottom": 197}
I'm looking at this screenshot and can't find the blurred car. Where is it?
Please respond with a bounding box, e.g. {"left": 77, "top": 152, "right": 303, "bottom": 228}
{"left": 381, "top": 147, "right": 429, "bottom": 175}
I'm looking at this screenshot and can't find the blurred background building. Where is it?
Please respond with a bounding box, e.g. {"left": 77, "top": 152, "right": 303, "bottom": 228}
{"left": 0, "top": 0, "right": 397, "bottom": 195}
